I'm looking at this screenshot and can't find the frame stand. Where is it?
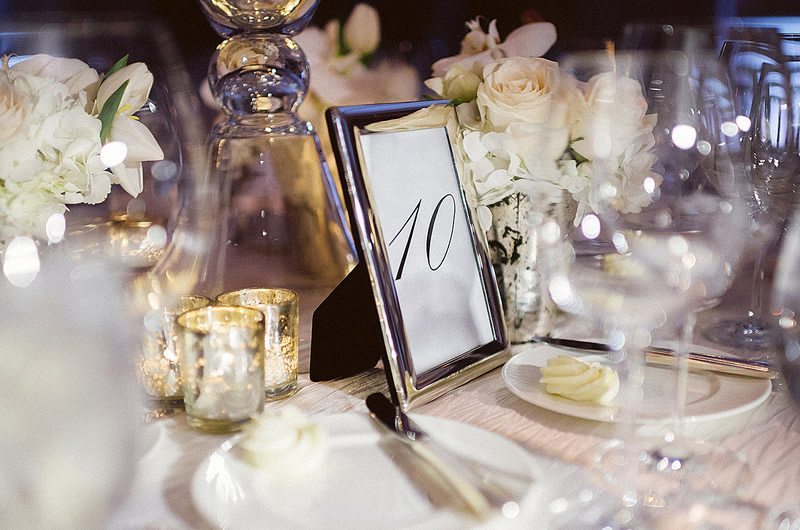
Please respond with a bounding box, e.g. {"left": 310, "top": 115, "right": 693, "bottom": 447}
{"left": 309, "top": 261, "right": 384, "bottom": 381}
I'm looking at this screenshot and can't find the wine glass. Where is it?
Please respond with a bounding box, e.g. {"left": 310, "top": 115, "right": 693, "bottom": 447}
{"left": 537, "top": 49, "right": 751, "bottom": 523}
{"left": 0, "top": 252, "right": 143, "bottom": 529}
{"left": 0, "top": 16, "right": 219, "bottom": 410}
{"left": 701, "top": 33, "right": 795, "bottom": 352}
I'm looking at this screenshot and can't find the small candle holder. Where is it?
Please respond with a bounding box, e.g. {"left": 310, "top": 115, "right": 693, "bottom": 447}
{"left": 176, "top": 305, "right": 265, "bottom": 433}
{"left": 216, "top": 288, "right": 299, "bottom": 399}
{"left": 136, "top": 294, "right": 212, "bottom": 402}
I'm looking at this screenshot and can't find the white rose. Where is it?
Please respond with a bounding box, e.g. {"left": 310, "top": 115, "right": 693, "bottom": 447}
{"left": 571, "top": 72, "right": 651, "bottom": 161}
{"left": 343, "top": 3, "right": 380, "bottom": 56}
{"left": 9, "top": 54, "right": 100, "bottom": 103}
{"left": 0, "top": 71, "right": 26, "bottom": 141}
{"left": 476, "top": 57, "right": 574, "bottom": 132}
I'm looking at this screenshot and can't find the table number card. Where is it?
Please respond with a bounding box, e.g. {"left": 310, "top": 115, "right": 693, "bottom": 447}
{"left": 358, "top": 128, "right": 495, "bottom": 375}
{"left": 310, "top": 101, "right": 508, "bottom": 410}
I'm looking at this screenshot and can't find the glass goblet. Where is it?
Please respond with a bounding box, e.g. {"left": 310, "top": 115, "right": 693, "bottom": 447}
{"left": 536, "top": 49, "right": 752, "bottom": 524}
{"left": 701, "top": 34, "right": 793, "bottom": 352}
{"left": 0, "top": 17, "right": 220, "bottom": 411}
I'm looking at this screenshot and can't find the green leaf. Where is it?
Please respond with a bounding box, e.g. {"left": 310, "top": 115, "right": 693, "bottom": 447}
{"left": 337, "top": 23, "right": 351, "bottom": 56}
{"left": 447, "top": 98, "right": 464, "bottom": 107}
{"left": 106, "top": 54, "right": 129, "bottom": 77}
{"left": 99, "top": 79, "right": 129, "bottom": 143}
{"left": 569, "top": 147, "right": 589, "bottom": 164}
{"left": 359, "top": 51, "right": 375, "bottom": 67}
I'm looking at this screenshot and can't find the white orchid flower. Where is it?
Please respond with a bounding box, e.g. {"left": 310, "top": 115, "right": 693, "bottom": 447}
{"left": 461, "top": 18, "right": 501, "bottom": 56}
{"left": 431, "top": 21, "right": 557, "bottom": 78}
{"left": 343, "top": 4, "right": 380, "bottom": 56}
{"left": 95, "top": 62, "right": 164, "bottom": 197}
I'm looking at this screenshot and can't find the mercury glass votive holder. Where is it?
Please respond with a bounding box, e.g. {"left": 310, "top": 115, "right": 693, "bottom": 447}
{"left": 216, "top": 288, "right": 299, "bottom": 400}
{"left": 137, "top": 294, "right": 212, "bottom": 402}
{"left": 176, "top": 306, "right": 265, "bottom": 433}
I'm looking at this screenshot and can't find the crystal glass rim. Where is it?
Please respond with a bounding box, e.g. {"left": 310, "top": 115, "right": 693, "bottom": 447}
{"left": 177, "top": 305, "right": 265, "bottom": 332}
{"left": 167, "top": 295, "right": 213, "bottom": 316}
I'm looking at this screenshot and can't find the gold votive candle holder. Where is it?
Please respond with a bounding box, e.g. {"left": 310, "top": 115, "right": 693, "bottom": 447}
{"left": 176, "top": 305, "right": 265, "bottom": 433}
{"left": 216, "top": 288, "right": 299, "bottom": 400}
{"left": 137, "top": 294, "right": 212, "bottom": 402}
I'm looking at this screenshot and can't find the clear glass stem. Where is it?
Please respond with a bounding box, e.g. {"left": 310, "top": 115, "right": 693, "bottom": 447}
{"left": 615, "top": 330, "right": 647, "bottom": 508}
{"left": 748, "top": 245, "right": 768, "bottom": 321}
{"left": 672, "top": 312, "right": 695, "bottom": 442}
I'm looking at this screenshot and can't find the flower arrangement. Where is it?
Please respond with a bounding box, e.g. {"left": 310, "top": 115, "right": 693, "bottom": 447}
{"left": 0, "top": 54, "right": 164, "bottom": 244}
{"left": 295, "top": 3, "right": 419, "bottom": 165}
{"left": 424, "top": 18, "right": 660, "bottom": 262}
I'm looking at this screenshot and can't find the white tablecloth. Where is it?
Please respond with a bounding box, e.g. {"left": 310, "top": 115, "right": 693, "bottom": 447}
{"left": 108, "top": 333, "right": 800, "bottom": 529}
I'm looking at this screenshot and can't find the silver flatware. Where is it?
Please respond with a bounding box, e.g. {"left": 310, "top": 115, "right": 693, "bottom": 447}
{"left": 534, "top": 337, "right": 776, "bottom": 379}
{"left": 365, "top": 392, "right": 530, "bottom": 521}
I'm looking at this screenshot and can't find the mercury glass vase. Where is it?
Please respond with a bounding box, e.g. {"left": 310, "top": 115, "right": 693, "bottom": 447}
{"left": 489, "top": 192, "right": 576, "bottom": 343}
{"left": 199, "top": 0, "right": 355, "bottom": 356}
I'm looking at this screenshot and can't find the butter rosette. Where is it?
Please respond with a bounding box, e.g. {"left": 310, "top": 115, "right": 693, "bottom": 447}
{"left": 239, "top": 406, "right": 329, "bottom": 476}
{"left": 539, "top": 355, "right": 619, "bottom": 404}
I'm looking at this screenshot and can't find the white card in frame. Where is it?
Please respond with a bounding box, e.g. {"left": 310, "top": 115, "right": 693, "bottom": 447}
{"left": 321, "top": 100, "right": 509, "bottom": 410}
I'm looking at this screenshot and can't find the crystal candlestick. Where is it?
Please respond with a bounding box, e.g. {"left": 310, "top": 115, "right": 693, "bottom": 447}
{"left": 198, "top": 0, "right": 355, "bottom": 358}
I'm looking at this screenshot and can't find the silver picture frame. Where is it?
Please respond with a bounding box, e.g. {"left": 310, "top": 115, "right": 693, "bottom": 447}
{"left": 326, "top": 100, "right": 509, "bottom": 410}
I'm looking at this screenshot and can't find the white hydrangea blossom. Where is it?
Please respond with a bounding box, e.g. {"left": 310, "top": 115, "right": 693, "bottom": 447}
{"left": 0, "top": 54, "right": 164, "bottom": 243}
{"left": 425, "top": 21, "right": 661, "bottom": 231}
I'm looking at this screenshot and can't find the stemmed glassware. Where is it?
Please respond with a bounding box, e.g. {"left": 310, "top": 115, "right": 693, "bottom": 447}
{"left": 701, "top": 32, "right": 797, "bottom": 352}
{"left": 0, "top": 16, "right": 218, "bottom": 526}
{"left": 537, "top": 49, "right": 752, "bottom": 525}
{"left": 0, "top": 18, "right": 220, "bottom": 411}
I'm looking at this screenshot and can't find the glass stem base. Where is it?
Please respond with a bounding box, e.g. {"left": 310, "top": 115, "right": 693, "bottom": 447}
{"left": 701, "top": 315, "right": 778, "bottom": 353}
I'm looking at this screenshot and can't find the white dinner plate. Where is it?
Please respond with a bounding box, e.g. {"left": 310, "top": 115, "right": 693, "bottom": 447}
{"left": 191, "top": 413, "right": 540, "bottom": 529}
{"left": 502, "top": 343, "right": 772, "bottom": 423}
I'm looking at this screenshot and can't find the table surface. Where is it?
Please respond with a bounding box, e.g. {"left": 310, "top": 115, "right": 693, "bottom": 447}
{"left": 109, "top": 297, "right": 800, "bottom": 529}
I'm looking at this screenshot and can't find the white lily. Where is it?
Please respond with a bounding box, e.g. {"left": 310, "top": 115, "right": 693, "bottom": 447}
{"left": 95, "top": 62, "right": 164, "bottom": 197}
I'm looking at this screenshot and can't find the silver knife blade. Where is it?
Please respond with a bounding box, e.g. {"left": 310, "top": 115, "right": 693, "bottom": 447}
{"left": 534, "top": 337, "right": 776, "bottom": 379}
{"left": 365, "top": 393, "right": 530, "bottom": 521}
{"left": 366, "top": 393, "right": 492, "bottom": 519}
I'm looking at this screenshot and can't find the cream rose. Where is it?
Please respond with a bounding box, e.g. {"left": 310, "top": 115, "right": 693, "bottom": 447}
{"left": 476, "top": 57, "right": 572, "bottom": 132}
{"left": 571, "top": 72, "right": 651, "bottom": 162}
{"left": 0, "top": 72, "right": 25, "bottom": 140}
{"left": 9, "top": 54, "right": 100, "bottom": 104}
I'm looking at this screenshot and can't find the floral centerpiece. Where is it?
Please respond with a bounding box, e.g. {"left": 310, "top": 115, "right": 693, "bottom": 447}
{"left": 0, "top": 54, "right": 164, "bottom": 247}
{"left": 295, "top": 3, "right": 419, "bottom": 174}
{"left": 423, "top": 18, "right": 660, "bottom": 341}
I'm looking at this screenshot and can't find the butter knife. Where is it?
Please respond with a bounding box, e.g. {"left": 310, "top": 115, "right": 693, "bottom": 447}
{"left": 534, "top": 337, "right": 776, "bottom": 379}
{"left": 365, "top": 393, "right": 529, "bottom": 521}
